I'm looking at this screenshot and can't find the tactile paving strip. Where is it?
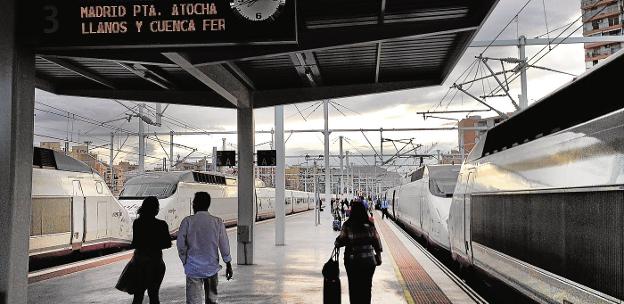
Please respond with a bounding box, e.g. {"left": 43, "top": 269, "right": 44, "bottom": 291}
{"left": 375, "top": 215, "right": 452, "bottom": 304}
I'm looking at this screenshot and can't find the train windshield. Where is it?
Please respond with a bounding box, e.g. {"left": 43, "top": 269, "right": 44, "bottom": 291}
{"left": 427, "top": 166, "right": 461, "bottom": 198}
{"left": 429, "top": 178, "right": 457, "bottom": 197}
{"left": 120, "top": 183, "right": 177, "bottom": 199}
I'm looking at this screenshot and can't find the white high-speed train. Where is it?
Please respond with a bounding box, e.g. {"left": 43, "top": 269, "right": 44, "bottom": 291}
{"left": 383, "top": 165, "right": 460, "bottom": 251}
{"left": 30, "top": 147, "right": 132, "bottom": 258}
{"left": 447, "top": 51, "right": 624, "bottom": 304}
{"left": 118, "top": 171, "right": 315, "bottom": 234}
{"left": 387, "top": 50, "right": 624, "bottom": 303}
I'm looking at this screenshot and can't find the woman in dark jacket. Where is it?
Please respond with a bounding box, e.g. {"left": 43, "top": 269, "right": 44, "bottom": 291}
{"left": 131, "top": 196, "right": 171, "bottom": 304}
{"left": 335, "top": 200, "right": 383, "bottom": 304}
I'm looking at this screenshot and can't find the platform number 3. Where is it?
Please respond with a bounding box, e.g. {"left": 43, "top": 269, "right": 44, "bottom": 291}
{"left": 43, "top": 5, "right": 59, "bottom": 33}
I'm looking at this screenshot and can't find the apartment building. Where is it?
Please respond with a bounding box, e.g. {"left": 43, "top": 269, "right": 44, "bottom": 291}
{"left": 582, "top": 0, "right": 624, "bottom": 68}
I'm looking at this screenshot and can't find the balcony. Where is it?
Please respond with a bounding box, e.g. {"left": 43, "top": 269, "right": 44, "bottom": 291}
{"left": 584, "top": 23, "right": 623, "bottom": 36}
{"left": 582, "top": 0, "right": 617, "bottom": 10}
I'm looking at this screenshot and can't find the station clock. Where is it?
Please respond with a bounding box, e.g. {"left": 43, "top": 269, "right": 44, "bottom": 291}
{"left": 230, "top": 0, "right": 287, "bottom": 22}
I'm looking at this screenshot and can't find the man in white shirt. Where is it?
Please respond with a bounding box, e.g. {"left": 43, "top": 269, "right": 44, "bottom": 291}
{"left": 177, "top": 192, "right": 233, "bottom": 304}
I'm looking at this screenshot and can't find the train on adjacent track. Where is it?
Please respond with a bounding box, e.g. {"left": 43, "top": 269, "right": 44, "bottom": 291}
{"left": 385, "top": 50, "right": 624, "bottom": 303}
{"left": 118, "top": 171, "right": 316, "bottom": 234}
{"left": 30, "top": 148, "right": 316, "bottom": 259}
{"left": 30, "top": 147, "right": 132, "bottom": 258}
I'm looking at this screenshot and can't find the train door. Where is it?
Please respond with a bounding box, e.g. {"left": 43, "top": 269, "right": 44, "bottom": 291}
{"left": 71, "top": 180, "right": 85, "bottom": 249}
{"left": 254, "top": 188, "right": 259, "bottom": 221}
{"left": 95, "top": 182, "right": 108, "bottom": 239}
{"left": 391, "top": 190, "right": 396, "bottom": 218}
{"left": 96, "top": 201, "right": 108, "bottom": 239}
{"left": 463, "top": 172, "right": 475, "bottom": 262}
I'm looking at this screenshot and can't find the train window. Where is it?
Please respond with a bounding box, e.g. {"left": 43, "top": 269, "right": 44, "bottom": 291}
{"left": 120, "top": 183, "right": 176, "bottom": 199}
{"left": 429, "top": 178, "right": 457, "bottom": 198}
{"left": 144, "top": 183, "right": 173, "bottom": 198}
{"left": 120, "top": 184, "right": 143, "bottom": 197}
{"left": 410, "top": 167, "right": 425, "bottom": 182}
{"left": 95, "top": 182, "right": 103, "bottom": 194}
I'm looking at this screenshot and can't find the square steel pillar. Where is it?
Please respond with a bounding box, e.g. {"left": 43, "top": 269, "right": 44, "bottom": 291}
{"left": 237, "top": 104, "right": 255, "bottom": 265}
{"left": 0, "top": 1, "right": 36, "bottom": 302}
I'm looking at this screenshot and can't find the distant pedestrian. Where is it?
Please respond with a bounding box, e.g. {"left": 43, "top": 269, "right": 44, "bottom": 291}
{"left": 381, "top": 199, "right": 390, "bottom": 219}
{"left": 361, "top": 196, "right": 369, "bottom": 210}
{"left": 177, "top": 192, "right": 233, "bottom": 304}
{"left": 340, "top": 203, "right": 346, "bottom": 219}
{"left": 131, "top": 196, "right": 172, "bottom": 304}
{"left": 335, "top": 201, "right": 383, "bottom": 304}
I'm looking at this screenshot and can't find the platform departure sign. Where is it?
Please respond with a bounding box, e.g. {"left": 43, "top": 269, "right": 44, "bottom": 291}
{"left": 216, "top": 151, "right": 236, "bottom": 167}
{"left": 32, "top": 0, "right": 297, "bottom": 49}
{"left": 257, "top": 150, "right": 276, "bottom": 166}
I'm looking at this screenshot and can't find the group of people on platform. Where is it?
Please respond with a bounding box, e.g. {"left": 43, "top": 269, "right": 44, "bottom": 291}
{"left": 124, "top": 192, "right": 391, "bottom": 304}
{"left": 123, "top": 192, "right": 232, "bottom": 304}
{"left": 332, "top": 195, "right": 391, "bottom": 222}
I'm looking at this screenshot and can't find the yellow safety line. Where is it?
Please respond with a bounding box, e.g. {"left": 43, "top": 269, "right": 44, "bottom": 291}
{"left": 375, "top": 213, "right": 415, "bottom": 304}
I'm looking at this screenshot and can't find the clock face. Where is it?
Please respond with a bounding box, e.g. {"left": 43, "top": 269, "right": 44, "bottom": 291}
{"left": 230, "top": 0, "right": 287, "bottom": 22}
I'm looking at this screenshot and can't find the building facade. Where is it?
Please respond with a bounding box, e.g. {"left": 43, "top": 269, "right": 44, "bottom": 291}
{"left": 457, "top": 116, "right": 503, "bottom": 158}
{"left": 582, "top": 0, "right": 624, "bottom": 68}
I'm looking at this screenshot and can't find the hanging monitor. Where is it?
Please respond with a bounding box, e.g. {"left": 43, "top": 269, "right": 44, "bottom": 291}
{"left": 256, "top": 150, "right": 276, "bottom": 167}
{"left": 216, "top": 151, "right": 235, "bottom": 167}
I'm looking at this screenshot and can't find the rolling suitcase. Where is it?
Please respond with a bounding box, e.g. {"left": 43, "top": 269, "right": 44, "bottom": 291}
{"left": 322, "top": 247, "right": 341, "bottom": 304}
{"left": 332, "top": 219, "right": 341, "bottom": 231}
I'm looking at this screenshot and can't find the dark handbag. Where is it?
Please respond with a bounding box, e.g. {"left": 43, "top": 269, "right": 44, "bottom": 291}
{"left": 115, "top": 256, "right": 140, "bottom": 295}
{"left": 322, "top": 247, "right": 341, "bottom": 304}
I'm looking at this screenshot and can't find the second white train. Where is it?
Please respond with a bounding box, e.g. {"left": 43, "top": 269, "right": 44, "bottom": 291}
{"left": 383, "top": 164, "right": 460, "bottom": 251}
{"left": 118, "top": 171, "right": 316, "bottom": 234}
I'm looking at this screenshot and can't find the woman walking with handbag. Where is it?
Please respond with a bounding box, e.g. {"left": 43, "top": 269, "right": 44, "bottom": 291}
{"left": 129, "top": 196, "right": 171, "bottom": 304}
{"left": 334, "top": 200, "right": 383, "bottom": 304}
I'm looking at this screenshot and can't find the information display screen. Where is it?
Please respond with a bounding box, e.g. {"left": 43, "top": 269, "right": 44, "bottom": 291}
{"left": 216, "top": 151, "right": 236, "bottom": 167}
{"left": 31, "top": 0, "right": 297, "bottom": 49}
{"left": 256, "top": 150, "right": 276, "bottom": 166}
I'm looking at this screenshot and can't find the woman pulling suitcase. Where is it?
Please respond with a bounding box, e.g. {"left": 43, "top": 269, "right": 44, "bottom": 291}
{"left": 334, "top": 200, "right": 383, "bottom": 304}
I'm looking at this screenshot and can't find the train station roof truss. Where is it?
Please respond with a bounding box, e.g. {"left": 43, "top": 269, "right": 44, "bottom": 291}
{"left": 34, "top": 0, "right": 499, "bottom": 109}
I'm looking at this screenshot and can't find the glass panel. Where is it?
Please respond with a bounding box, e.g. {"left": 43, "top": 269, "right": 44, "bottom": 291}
{"left": 120, "top": 183, "right": 175, "bottom": 199}
{"left": 429, "top": 178, "right": 458, "bottom": 198}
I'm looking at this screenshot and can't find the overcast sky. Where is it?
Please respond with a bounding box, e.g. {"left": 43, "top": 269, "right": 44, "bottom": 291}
{"left": 34, "top": 0, "right": 588, "bottom": 173}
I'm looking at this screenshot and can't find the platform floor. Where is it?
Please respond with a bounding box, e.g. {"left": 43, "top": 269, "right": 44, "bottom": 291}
{"left": 28, "top": 209, "right": 481, "bottom": 304}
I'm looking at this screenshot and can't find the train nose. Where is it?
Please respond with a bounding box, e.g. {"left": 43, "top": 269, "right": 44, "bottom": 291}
{"left": 119, "top": 199, "right": 142, "bottom": 220}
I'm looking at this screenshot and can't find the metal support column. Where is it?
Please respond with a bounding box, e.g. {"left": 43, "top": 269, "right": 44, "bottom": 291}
{"left": 345, "top": 152, "right": 350, "bottom": 197}
{"left": 518, "top": 35, "right": 529, "bottom": 109}
{"left": 237, "top": 104, "right": 255, "bottom": 265}
{"left": 339, "top": 136, "right": 344, "bottom": 197}
{"left": 459, "top": 128, "right": 465, "bottom": 160}
{"left": 169, "top": 131, "right": 174, "bottom": 171}
{"left": 110, "top": 133, "right": 115, "bottom": 191}
{"left": 313, "top": 160, "right": 320, "bottom": 226}
{"left": 211, "top": 146, "right": 217, "bottom": 171}
{"left": 379, "top": 128, "right": 384, "bottom": 165}
{"left": 138, "top": 104, "right": 145, "bottom": 173}
{"left": 323, "top": 101, "right": 331, "bottom": 209}
{"left": 304, "top": 159, "right": 308, "bottom": 192}
{"left": 274, "top": 106, "right": 285, "bottom": 246}
{"left": 0, "top": 5, "right": 35, "bottom": 301}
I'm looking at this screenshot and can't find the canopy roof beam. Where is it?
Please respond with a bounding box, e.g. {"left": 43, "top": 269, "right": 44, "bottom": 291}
{"left": 39, "top": 56, "right": 116, "bottom": 89}
{"left": 163, "top": 52, "right": 250, "bottom": 108}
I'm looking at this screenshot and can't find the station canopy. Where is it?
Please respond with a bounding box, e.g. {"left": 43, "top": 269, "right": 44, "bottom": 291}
{"left": 34, "top": 0, "right": 498, "bottom": 109}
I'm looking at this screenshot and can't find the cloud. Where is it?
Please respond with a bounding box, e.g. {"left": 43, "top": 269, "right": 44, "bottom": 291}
{"left": 35, "top": 0, "right": 588, "bottom": 172}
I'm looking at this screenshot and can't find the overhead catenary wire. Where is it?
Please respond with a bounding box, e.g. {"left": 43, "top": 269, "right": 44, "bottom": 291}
{"left": 479, "top": 0, "right": 535, "bottom": 56}
{"left": 35, "top": 101, "right": 210, "bottom": 166}
{"left": 485, "top": 4, "right": 607, "bottom": 99}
